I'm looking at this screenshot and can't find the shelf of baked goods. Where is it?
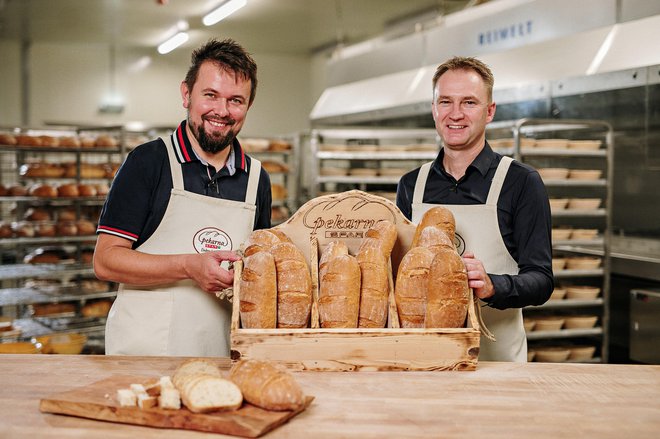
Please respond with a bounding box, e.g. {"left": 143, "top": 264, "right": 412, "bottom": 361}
{"left": 0, "top": 284, "right": 115, "bottom": 308}
{"left": 0, "top": 125, "right": 123, "bottom": 149}
{"left": 525, "top": 326, "right": 603, "bottom": 341}
{"left": 316, "top": 150, "right": 438, "bottom": 161}
{"left": 0, "top": 263, "right": 95, "bottom": 282}
{"left": 527, "top": 343, "right": 602, "bottom": 363}
{"left": 0, "top": 182, "right": 110, "bottom": 202}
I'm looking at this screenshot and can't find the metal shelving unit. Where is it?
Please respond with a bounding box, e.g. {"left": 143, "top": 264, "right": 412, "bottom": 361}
{"left": 488, "top": 118, "right": 613, "bottom": 363}
{"left": 309, "top": 128, "right": 439, "bottom": 199}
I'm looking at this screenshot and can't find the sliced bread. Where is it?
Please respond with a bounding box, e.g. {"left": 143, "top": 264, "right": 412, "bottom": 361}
{"left": 179, "top": 374, "right": 243, "bottom": 413}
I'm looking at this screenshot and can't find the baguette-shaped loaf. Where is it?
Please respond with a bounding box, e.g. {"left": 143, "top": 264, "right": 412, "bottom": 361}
{"left": 243, "top": 229, "right": 281, "bottom": 256}
{"left": 425, "top": 248, "right": 469, "bottom": 328}
{"left": 318, "top": 240, "right": 348, "bottom": 280}
{"left": 239, "top": 251, "right": 277, "bottom": 328}
{"left": 318, "top": 253, "right": 360, "bottom": 328}
{"left": 357, "top": 246, "right": 389, "bottom": 328}
{"left": 229, "top": 360, "right": 305, "bottom": 411}
{"left": 412, "top": 206, "right": 456, "bottom": 247}
{"left": 394, "top": 247, "right": 435, "bottom": 328}
{"left": 415, "top": 226, "right": 455, "bottom": 253}
{"left": 359, "top": 220, "right": 397, "bottom": 258}
{"left": 270, "top": 242, "right": 312, "bottom": 328}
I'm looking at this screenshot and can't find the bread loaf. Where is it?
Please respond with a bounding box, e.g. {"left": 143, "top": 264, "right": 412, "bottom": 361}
{"left": 229, "top": 360, "right": 304, "bottom": 411}
{"left": 394, "top": 247, "right": 435, "bottom": 328}
{"left": 172, "top": 359, "right": 223, "bottom": 389}
{"left": 36, "top": 223, "right": 56, "bottom": 237}
{"left": 7, "top": 185, "right": 27, "bottom": 197}
{"left": 24, "top": 207, "right": 52, "bottom": 221}
{"left": 271, "top": 183, "right": 287, "bottom": 201}
{"left": 243, "top": 229, "right": 282, "bottom": 256}
{"left": 77, "top": 184, "right": 97, "bottom": 197}
{"left": 0, "top": 133, "right": 17, "bottom": 145}
{"left": 412, "top": 206, "right": 456, "bottom": 246}
{"left": 76, "top": 219, "right": 96, "bottom": 235}
{"left": 29, "top": 184, "right": 57, "bottom": 198}
{"left": 239, "top": 251, "right": 277, "bottom": 328}
{"left": 57, "top": 183, "right": 79, "bottom": 197}
{"left": 318, "top": 253, "right": 360, "bottom": 328}
{"left": 358, "top": 220, "right": 397, "bottom": 259}
{"left": 270, "top": 242, "right": 312, "bottom": 328}
{"left": 357, "top": 246, "right": 389, "bottom": 328}
{"left": 56, "top": 221, "right": 78, "bottom": 236}
{"left": 425, "top": 248, "right": 469, "bottom": 328}
{"left": 59, "top": 136, "right": 81, "bottom": 148}
{"left": 415, "top": 226, "right": 454, "bottom": 253}
{"left": 318, "top": 240, "right": 348, "bottom": 280}
{"left": 0, "top": 184, "right": 6, "bottom": 196}
{"left": 268, "top": 228, "right": 292, "bottom": 243}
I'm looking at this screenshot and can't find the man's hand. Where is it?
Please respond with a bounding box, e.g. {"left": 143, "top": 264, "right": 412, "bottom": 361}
{"left": 461, "top": 252, "right": 495, "bottom": 300}
{"left": 183, "top": 251, "right": 242, "bottom": 294}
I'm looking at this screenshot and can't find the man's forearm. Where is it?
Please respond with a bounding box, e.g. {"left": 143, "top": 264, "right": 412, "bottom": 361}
{"left": 94, "top": 246, "right": 192, "bottom": 286}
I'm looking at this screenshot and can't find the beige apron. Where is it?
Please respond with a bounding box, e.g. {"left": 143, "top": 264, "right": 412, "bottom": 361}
{"left": 412, "top": 156, "right": 527, "bottom": 362}
{"left": 105, "top": 137, "right": 260, "bottom": 357}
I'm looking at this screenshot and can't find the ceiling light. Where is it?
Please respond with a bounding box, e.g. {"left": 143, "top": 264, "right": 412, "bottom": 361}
{"left": 158, "top": 32, "right": 189, "bottom": 54}
{"left": 203, "top": 0, "right": 247, "bottom": 26}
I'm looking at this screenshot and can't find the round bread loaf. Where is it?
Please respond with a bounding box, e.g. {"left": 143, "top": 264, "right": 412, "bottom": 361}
{"left": 57, "top": 183, "right": 79, "bottom": 197}
{"left": 81, "top": 164, "right": 107, "bottom": 179}
{"left": 58, "top": 208, "right": 77, "bottom": 221}
{"left": 59, "top": 136, "right": 81, "bottom": 147}
{"left": 38, "top": 136, "right": 59, "bottom": 147}
{"left": 29, "top": 184, "right": 58, "bottom": 198}
{"left": 24, "top": 207, "right": 52, "bottom": 221}
{"left": 0, "top": 222, "right": 13, "bottom": 238}
{"left": 268, "top": 140, "right": 292, "bottom": 151}
{"left": 76, "top": 219, "right": 96, "bottom": 235}
{"left": 56, "top": 221, "right": 78, "bottom": 236}
{"left": 80, "top": 250, "right": 94, "bottom": 264}
{"left": 80, "top": 137, "right": 96, "bottom": 148}
{"left": 0, "top": 184, "right": 7, "bottom": 196}
{"left": 94, "top": 183, "right": 110, "bottom": 196}
{"left": 36, "top": 223, "right": 56, "bottom": 237}
{"left": 7, "top": 185, "right": 27, "bottom": 196}
{"left": 77, "top": 184, "right": 97, "bottom": 197}
{"left": 95, "top": 135, "right": 118, "bottom": 147}
{"left": 81, "top": 300, "right": 111, "bottom": 317}
{"left": 16, "top": 135, "right": 42, "bottom": 146}
{"left": 13, "top": 222, "right": 35, "bottom": 237}
{"left": 0, "top": 133, "right": 17, "bottom": 145}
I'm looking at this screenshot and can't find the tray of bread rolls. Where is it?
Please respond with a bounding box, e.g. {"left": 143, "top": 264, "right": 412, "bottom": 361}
{"left": 40, "top": 358, "right": 313, "bottom": 437}
{"left": 231, "top": 190, "right": 485, "bottom": 372}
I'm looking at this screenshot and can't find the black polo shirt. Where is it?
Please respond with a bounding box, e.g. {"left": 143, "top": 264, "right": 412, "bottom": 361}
{"left": 396, "top": 143, "right": 553, "bottom": 310}
{"left": 97, "top": 120, "right": 271, "bottom": 249}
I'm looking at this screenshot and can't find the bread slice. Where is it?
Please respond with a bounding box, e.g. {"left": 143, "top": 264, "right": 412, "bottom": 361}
{"left": 179, "top": 374, "right": 243, "bottom": 413}
{"left": 158, "top": 387, "right": 181, "bottom": 410}
{"left": 172, "top": 359, "right": 222, "bottom": 389}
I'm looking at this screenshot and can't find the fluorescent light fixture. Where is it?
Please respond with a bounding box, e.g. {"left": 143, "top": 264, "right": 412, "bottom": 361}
{"left": 586, "top": 24, "right": 619, "bottom": 75}
{"left": 158, "top": 32, "right": 189, "bottom": 54}
{"left": 203, "top": 0, "right": 247, "bottom": 26}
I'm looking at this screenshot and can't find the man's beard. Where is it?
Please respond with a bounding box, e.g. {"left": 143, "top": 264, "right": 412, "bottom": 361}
{"left": 188, "top": 114, "right": 237, "bottom": 154}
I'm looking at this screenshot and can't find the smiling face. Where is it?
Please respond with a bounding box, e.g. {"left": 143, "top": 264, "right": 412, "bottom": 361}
{"left": 181, "top": 60, "right": 252, "bottom": 155}
{"left": 432, "top": 68, "right": 496, "bottom": 153}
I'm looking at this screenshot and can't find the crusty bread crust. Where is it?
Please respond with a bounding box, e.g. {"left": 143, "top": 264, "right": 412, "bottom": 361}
{"left": 394, "top": 246, "right": 435, "bottom": 328}
{"left": 425, "top": 248, "right": 469, "bottom": 328}
{"left": 239, "top": 252, "right": 277, "bottom": 328}
{"left": 229, "top": 360, "right": 304, "bottom": 411}
{"left": 318, "top": 253, "right": 360, "bottom": 328}
{"left": 270, "top": 242, "right": 312, "bottom": 328}
{"left": 412, "top": 206, "right": 456, "bottom": 247}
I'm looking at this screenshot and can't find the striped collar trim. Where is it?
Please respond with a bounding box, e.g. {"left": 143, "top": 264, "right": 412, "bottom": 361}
{"left": 170, "top": 120, "right": 247, "bottom": 172}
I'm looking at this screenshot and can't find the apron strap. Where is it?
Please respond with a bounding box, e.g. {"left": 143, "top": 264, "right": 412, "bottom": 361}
{"left": 161, "top": 136, "right": 185, "bottom": 191}
{"left": 245, "top": 158, "right": 261, "bottom": 205}
{"left": 486, "top": 156, "right": 514, "bottom": 206}
{"left": 413, "top": 161, "right": 434, "bottom": 205}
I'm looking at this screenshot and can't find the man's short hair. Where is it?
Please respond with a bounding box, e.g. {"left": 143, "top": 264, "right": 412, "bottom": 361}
{"left": 184, "top": 38, "right": 258, "bottom": 106}
{"left": 432, "top": 56, "right": 494, "bottom": 102}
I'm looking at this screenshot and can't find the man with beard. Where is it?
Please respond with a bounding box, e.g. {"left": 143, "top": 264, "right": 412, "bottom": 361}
{"left": 94, "top": 39, "right": 271, "bottom": 356}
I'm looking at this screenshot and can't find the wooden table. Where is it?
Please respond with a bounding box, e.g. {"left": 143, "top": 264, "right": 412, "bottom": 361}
{"left": 0, "top": 355, "right": 658, "bottom": 438}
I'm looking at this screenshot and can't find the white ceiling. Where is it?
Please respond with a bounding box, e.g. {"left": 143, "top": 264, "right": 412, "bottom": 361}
{"left": 0, "top": 0, "right": 479, "bottom": 55}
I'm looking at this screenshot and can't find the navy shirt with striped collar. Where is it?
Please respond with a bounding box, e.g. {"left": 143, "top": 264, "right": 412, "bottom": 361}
{"left": 396, "top": 143, "right": 554, "bottom": 310}
{"left": 97, "top": 120, "right": 272, "bottom": 248}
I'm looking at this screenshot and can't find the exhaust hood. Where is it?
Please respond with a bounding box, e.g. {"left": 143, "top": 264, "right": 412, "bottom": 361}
{"left": 311, "top": 0, "right": 660, "bottom": 124}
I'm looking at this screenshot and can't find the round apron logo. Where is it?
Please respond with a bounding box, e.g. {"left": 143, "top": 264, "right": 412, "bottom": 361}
{"left": 455, "top": 233, "right": 466, "bottom": 256}
{"left": 193, "top": 228, "right": 232, "bottom": 253}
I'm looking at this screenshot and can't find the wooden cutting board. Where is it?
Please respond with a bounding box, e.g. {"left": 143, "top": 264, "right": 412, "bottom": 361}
{"left": 39, "top": 375, "right": 313, "bottom": 438}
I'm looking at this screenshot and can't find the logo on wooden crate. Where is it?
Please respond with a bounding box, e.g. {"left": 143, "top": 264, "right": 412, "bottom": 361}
{"left": 302, "top": 194, "right": 397, "bottom": 237}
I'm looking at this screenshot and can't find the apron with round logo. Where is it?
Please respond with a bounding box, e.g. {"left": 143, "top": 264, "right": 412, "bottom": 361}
{"left": 411, "top": 156, "right": 527, "bottom": 362}
{"left": 105, "top": 137, "right": 260, "bottom": 356}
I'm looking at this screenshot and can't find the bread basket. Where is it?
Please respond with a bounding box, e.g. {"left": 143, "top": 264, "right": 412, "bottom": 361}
{"left": 552, "top": 228, "right": 572, "bottom": 241}
{"left": 0, "top": 341, "right": 41, "bottom": 354}
{"left": 552, "top": 258, "right": 567, "bottom": 271}
{"left": 570, "top": 229, "right": 598, "bottom": 240}
{"left": 538, "top": 168, "right": 569, "bottom": 180}
{"left": 549, "top": 288, "right": 567, "bottom": 301}
{"left": 36, "top": 333, "right": 87, "bottom": 354}
{"left": 568, "top": 345, "right": 597, "bottom": 361}
{"left": 535, "top": 139, "right": 569, "bottom": 149}
{"left": 549, "top": 198, "right": 569, "bottom": 211}
{"left": 567, "top": 140, "right": 602, "bottom": 150}
{"left": 568, "top": 169, "right": 602, "bottom": 180}
{"left": 563, "top": 315, "right": 598, "bottom": 329}
{"left": 565, "top": 286, "right": 601, "bottom": 300}
{"left": 567, "top": 198, "right": 601, "bottom": 210}
{"left": 533, "top": 317, "right": 565, "bottom": 331}
{"left": 523, "top": 319, "right": 536, "bottom": 332}
{"left": 566, "top": 257, "right": 601, "bottom": 270}
{"left": 535, "top": 347, "right": 571, "bottom": 362}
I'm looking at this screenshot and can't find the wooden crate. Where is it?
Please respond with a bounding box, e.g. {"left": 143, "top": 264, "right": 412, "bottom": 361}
{"left": 230, "top": 190, "right": 481, "bottom": 371}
